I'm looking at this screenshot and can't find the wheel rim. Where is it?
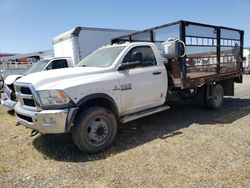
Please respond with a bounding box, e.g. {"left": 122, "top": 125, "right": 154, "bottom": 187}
{"left": 214, "top": 89, "right": 222, "bottom": 106}
{"left": 85, "top": 116, "right": 111, "bottom": 146}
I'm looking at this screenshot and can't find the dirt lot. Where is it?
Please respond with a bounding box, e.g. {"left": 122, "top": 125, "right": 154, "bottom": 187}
{"left": 0, "top": 76, "right": 250, "bottom": 188}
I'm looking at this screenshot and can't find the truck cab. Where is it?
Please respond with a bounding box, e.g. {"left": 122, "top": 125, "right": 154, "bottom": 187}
{"left": 1, "top": 57, "right": 73, "bottom": 110}
{"left": 14, "top": 42, "right": 169, "bottom": 152}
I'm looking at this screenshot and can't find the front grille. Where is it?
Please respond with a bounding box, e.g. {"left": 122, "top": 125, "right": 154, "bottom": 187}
{"left": 21, "top": 87, "right": 32, "bottom": 94}
{"left": 15, "top": 84, "right": 38, "bottom": 109}
{"left": 16, "top": 113, "right": 33, "bottom": 123}
{"left": 23, "top": 99, "right": 36, "bottom": 107}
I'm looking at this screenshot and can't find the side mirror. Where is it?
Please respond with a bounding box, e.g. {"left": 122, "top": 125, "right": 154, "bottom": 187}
{"left": 118, "top": 52, "right": 143, "bottom": 70}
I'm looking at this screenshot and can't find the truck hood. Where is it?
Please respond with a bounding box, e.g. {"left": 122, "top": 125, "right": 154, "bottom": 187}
{"left": 5, "top": 74, "right": 23, "bottom": 85}
{"left": 16, "top": 67, "right": 109, "bottom": 90}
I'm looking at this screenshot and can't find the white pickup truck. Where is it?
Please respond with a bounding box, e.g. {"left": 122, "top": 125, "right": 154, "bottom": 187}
{"left": 1, "top": 57, "right": 72, "bottom": 109}
{"left": 14, "top": 42, "right": 170, "bottom": 153}
{"left": 13, "top": 21, "right": 244, "bottom": 153}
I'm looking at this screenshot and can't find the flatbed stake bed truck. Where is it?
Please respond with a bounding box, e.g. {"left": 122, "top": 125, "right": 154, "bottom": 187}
{"left": 14, "top": 20, "right": 244, "bottom": 153}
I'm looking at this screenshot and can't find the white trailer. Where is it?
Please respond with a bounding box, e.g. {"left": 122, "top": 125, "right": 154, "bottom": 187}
{"left": 53, "top": 27, "right": 135, "bottom": 65}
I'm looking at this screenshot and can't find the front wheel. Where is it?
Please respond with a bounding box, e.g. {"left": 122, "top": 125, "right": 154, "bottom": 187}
{"left": 72, "top": 107, "right": 117, "bottom": 153}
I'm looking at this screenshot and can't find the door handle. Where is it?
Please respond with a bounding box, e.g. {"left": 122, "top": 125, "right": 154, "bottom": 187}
{"left": 152, "top": 71, "right": 162, "bottom": 75}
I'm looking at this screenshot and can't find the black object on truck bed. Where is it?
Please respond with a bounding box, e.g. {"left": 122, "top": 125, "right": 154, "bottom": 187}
{"left": 112, "top": 20, "right": 244, "bottom": 89}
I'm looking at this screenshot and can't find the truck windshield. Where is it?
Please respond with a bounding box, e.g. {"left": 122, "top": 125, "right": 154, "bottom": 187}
{"left": 77, "top": 46, "right": 125, "bottom": 67}
{"left": 25, "top": 60, "right": 50, "bottom": 75}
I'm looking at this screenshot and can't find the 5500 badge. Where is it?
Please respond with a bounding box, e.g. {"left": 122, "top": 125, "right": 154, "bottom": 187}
{"left": 113, "top": 83, "right": 132, "bottom": 91}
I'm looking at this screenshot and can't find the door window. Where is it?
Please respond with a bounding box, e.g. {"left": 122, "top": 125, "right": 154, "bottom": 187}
{"left": 122, "top": 46, "right": 157, "bottom": 67}
{"left": 47, "top": 59, "right": 68, "bottom": 70}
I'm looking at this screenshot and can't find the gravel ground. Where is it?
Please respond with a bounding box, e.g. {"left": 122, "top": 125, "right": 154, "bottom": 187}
{"left": 0, "top": 75, "right": 250, "bottom": 188}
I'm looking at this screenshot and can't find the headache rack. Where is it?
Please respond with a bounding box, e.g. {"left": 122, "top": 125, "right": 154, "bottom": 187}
{"left": 112, "top": 20, "right": 244, "bottom": 89}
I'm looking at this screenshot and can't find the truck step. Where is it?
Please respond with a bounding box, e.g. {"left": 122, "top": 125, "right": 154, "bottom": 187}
{"left": 120, "top": 105, "right": 170, "bottom": 123}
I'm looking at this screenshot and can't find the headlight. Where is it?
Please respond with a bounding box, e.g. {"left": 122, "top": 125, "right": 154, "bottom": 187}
{"left": 38, "top": 90, "right": 71, "bottom": 106}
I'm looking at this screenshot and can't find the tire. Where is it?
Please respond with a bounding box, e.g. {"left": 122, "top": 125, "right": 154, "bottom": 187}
{"left": 194, "top": 86, "right": 206, "bottom": 107}
{"left": 72, "top": 107, "right": 117, "bottom": 153}
{"left": 206, "top": 84, "right": 224, "bottom": 110}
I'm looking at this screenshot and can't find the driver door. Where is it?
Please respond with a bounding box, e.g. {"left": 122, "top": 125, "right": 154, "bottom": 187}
{"left": 118, "top": 46, "right": 166, "bottom": 115}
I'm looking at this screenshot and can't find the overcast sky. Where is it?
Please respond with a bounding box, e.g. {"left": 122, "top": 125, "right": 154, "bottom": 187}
{"left": 0, "top": 0, "right": 249, "bottom": 53}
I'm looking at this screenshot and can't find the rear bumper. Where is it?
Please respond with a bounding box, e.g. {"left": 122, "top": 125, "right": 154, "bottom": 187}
{"left": 15, "top": 103, "right": 78, "bottom": 134}
{"left": 1, "top": 93, "right": 17, "bottom": 109}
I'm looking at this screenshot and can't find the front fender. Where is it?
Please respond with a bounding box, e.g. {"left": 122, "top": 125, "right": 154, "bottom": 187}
{"left": 75, "top": 93, "right": 119, "bottom": 116}
{"left": 65, "top": 93, "right": 120, "bottom": 132}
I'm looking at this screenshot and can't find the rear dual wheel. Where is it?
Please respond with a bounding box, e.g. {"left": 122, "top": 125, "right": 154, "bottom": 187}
{"left": 206, "top": 84, "right": 224, "bottom": 109}
{"left": 194, "top": 85, "right": 206, "bottom": 107}
{"left": 194, "top": 84, "right": 224, "bottom": 109}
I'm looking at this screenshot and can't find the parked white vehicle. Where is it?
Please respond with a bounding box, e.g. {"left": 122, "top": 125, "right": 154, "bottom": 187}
{"left": 1, "top": 57, "right": 72, "bottom": 109}
{"left": 13, "top": 21, "right": 244, "bottom": 153}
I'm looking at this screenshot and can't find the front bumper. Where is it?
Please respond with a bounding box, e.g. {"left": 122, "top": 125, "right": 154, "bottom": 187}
{"left": 15, "top": 103, "right": 78, "bottom": 134}
{"left": 1, "top": 93, "right": 17, "bottom": 109}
